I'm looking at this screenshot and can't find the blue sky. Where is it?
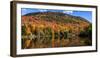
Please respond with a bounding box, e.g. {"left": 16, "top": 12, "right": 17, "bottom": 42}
{"left": 21, "top": 8, "right": 92, "bottom": 22}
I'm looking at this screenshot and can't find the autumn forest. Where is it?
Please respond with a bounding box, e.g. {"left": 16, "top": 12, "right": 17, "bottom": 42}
{"left": 21, "top": 11, "right": 92, "bottom": 49}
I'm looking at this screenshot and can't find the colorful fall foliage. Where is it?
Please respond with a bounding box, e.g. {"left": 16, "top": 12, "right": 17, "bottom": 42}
{"left": 21, "top": 12, "right": 92, "bottom": 49}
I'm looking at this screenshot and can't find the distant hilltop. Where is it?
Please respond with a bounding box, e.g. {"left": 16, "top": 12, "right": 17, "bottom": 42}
{"left": 23, "top": 12, "right": 91, "bottom": 24}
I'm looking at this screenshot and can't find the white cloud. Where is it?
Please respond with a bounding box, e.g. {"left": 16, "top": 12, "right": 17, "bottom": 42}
{"left": 63, "top": 10, "right": 73, "bottom": 14}
{"left": 39, "top": 9, "right": 47, "bottom": 12}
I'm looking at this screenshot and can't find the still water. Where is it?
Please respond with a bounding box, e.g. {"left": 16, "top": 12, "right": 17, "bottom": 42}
{"left": 22, "top": 36, "right": 92, "bottom": 49}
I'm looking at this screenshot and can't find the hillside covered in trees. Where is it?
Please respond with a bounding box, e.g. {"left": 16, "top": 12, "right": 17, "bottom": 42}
{"left": 21, "top": 12, "right": 92, "bottom": 49}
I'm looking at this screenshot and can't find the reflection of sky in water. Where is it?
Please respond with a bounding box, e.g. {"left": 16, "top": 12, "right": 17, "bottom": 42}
{"left": 21, "top": 8, "right": 92, "bottom": 22}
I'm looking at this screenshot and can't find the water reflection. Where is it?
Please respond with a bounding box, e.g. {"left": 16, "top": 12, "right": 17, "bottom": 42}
{"left": 22, "top": 36, "right": 92, "bottom": 49}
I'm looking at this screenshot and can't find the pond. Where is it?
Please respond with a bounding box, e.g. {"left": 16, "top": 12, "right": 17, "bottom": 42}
{"left": 21, "top": 36, "right": 92, "bottom": 49}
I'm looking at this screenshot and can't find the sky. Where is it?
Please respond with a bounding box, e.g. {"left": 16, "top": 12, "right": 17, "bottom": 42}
{"left": 21, "top": 8, "right": 92, "bottom": 22}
